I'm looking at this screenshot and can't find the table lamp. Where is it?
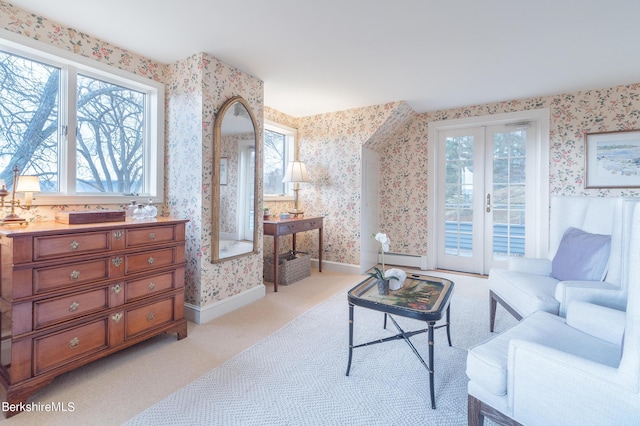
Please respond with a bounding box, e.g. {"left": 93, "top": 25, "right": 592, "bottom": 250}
{"left": 1, "top": 166, "right": 40, "bottom": 224}
{"left": 282, "top": 161, "right": 309, "bottom": 217}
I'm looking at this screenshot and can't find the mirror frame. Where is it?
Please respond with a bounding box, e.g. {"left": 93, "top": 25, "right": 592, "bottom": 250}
{"left": 211, "top": 95, "right": 259, "bottom": 263}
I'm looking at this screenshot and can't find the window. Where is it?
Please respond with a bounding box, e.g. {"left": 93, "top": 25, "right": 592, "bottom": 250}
{"left": 0, "top": 30, "right": 164, "bottom": 205}
{"left": 263, "top": 121, "right": 295, "bottom": 199}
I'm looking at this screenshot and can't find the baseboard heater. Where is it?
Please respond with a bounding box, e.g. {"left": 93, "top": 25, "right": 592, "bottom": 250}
{"left": 378, "top": 252, "right": 428, "bottom": 270}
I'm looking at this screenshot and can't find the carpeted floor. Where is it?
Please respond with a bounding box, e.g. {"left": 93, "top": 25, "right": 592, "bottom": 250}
{"left": 124, "top": 272, "right": 517, "bottom": 425}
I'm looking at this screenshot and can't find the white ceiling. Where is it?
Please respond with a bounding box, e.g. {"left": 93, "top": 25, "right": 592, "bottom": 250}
{"left": 6, "top": 0, "right": 640, "bottom": 117}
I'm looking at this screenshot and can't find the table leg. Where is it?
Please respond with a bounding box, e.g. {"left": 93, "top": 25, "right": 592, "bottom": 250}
{"left": 446, "top": 305, "right": 452, "bottom": 346}
{"left": 346, "top": 302, "right": 354, "bottom": 376}
{"left": 292, "top": 233, "right": 296, "bottom": 252}
{"left": 428, "top": 321, "right": 435, "bottom": 409}
{"left": 318, "top": 226, "right": 323, "bottom": 272}
{"left": 273, "top": 235, "right": 279, "bottom": 292}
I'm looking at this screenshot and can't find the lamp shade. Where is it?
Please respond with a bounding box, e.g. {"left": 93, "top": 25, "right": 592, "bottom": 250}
{"left": 282, "top": 161, "right": 309, "bottom": 183}
{"left": 16, "top": 176, "right": 41, "bottom": 193}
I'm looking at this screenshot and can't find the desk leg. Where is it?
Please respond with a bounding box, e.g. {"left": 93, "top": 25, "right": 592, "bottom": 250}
{"left": 428, "top": 321, "right": 435, "bottom": 409}
{"left": 273, "top": 235, "right": 279, "bottom": 292}
{"left": 318, "top": 226, "right": 323, "bottom": 272}
{"left": 346, "top": 302, "right": 354, "bottom": 376}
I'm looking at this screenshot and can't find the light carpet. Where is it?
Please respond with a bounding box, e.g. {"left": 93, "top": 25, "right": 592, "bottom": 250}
{"left": 124, "top": 274, "right": 516, "bottom": 425}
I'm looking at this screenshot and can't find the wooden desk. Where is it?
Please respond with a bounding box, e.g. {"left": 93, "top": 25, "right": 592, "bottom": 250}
{"left": 263, "top": 216, "right": 323, "bottom": 292}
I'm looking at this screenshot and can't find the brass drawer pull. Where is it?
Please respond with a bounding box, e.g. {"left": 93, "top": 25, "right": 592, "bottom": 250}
{"left": 112, "top": 284, "right": 121, "bottom": 294}
{"left": 148, "top": 256, "right": 155, "bottom": 265}
{"left": 149, "top": 232, "right": 156, "bottom": 240}
{"left": 70, "top": 240, "right": 79, "bottom": 250}
{"left": 69, "top": 337, "right": 79, "bottom": 348}
{"left": 148, "top": 282, "right": 155, "bottom": 291}
{"left": 111, "top": 313, "right": 123, "bottom": 323}
{"left": 147, "top": 312, "right": 155, "bottom": 322}
{"left": 70, "top": 270, "right": 80, "bottom": 281}
{"left": 112, "top": 256, "right": 123, "bottom": 267}
{"left": 69, "top": 301, "right": 80, "bottom": 312}
{"left": 113, "top": 230, "right": 123, "bottom": 240}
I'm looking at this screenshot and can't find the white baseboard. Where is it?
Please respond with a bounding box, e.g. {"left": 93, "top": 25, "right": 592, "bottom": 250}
{"left": 184, "top": 284, "right": 266, "bottom": 325}
{"left": 310, "top": 258, "right": 361, "bottom": 275}
{"left": 184, "top": 259, "right": 360, "bottom": 324}
{"left": 378, "top": 253, "right": 428, "bottom": 270}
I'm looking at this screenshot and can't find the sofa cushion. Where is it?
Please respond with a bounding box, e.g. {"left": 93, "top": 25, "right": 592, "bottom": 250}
{"left": 551, "top": 227, "right": 611, "bottom": 281}
{"left": 466, "top": 311, "right": 621, "bottom": 397}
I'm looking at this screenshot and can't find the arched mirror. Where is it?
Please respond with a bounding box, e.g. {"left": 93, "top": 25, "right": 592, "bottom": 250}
{"left": 211, "top": 96, "right": 259, "bottom": 263}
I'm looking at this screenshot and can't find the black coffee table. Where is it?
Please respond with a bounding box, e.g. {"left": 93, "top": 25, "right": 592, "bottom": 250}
{"left": 346, "top": 273, "right": 454, "bottom": 409}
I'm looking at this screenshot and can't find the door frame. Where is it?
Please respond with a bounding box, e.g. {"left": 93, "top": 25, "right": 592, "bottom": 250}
{"left": 426, "top": 108, "right": 550, "bottom": 272}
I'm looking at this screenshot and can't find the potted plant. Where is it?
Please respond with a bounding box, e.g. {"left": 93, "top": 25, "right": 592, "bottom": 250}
{"left": 263, "top": 206, "right": 271, "bottom": 220}
{"left": 368, "top": 232, "right": 399, "bottom": 295}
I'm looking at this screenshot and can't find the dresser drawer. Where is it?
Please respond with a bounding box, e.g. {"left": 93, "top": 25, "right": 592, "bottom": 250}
{"left": 125, "top": 271, "right": 176, "bottom": 302}
{"left": 126, "top": 225, "right": 179, "bottom": 248}
{"left": 34, "top": 287, "right": 109, "bottom": 329}
{"left": 33, "top": 231, "right": 112, "bottom": 261}
{"left": 125, "top": 247, "right": 179, "bottom": 275}
{"left": 125, "top": 298, "right": 174, "bottom": 339}
{"left": 34, "top": 258, "right": 111, "bottom": 293}
{"left": 34, "top": 318, "right": 108, "bottom": 374}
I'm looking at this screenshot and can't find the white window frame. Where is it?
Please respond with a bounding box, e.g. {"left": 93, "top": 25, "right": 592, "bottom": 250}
{"left": 0, "top": 29, "right": 164, "bottom": 205}
{"left": 264, "top": 120, "right": 296, "bottom": 201}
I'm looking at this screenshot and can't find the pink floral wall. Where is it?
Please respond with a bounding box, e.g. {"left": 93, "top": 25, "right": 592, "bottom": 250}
{"left": 1, "top": 2, "right": 265, "bottom": 309}
{"left": 166, "top": 53, "right": 264, "bottom": 306}
{"left": 267, "top": 85, "right": 640, "bottom": 265}
{"left": 5, "top": 0, "right": 640, "bottom": 300}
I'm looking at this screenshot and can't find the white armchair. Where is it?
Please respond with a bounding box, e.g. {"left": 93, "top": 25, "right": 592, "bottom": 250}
{"left": 488, "top": 196, "right": 637, "bottom": 331}
{"left": 466, "top": 202, "right": 640, "bottom": 425}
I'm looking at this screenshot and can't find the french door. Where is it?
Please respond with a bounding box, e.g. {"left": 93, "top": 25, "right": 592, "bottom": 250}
{"left": 435, "top": 123, "right": 538, "bottom": 275}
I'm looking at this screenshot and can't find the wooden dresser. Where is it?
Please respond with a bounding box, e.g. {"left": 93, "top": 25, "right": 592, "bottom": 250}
{"left": 0, "top": 218, "right": 188, "bottom": 416}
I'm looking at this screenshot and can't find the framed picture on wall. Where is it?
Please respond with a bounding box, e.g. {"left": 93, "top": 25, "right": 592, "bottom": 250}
{"left": 585, "top": 129, "right": 640, "bottom": 188}
{"left": 220, "top": 157, "right": 228, "bottom": 186}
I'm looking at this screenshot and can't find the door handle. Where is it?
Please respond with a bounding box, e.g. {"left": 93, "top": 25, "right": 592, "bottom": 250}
{"left": 486, "top": 194, "right": 491, "bottom": 213}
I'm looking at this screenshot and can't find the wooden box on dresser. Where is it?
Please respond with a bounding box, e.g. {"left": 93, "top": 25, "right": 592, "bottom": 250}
{"left": 0, "top": 217, "right": 189, "bottom": 416}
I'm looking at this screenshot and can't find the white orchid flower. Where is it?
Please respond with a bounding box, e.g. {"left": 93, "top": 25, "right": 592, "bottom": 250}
{"left": 374, "top": 232, "right": 391, "bottom": 252}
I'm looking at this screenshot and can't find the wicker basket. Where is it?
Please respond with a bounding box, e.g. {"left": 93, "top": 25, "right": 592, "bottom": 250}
{"left": 264, "top": 251, "right": 310, "bottom": 285}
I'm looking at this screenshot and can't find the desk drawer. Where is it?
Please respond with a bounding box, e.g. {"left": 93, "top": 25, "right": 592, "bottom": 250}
{"left": 34, "top": 231, "right": 111, "bottom": 261}
{"left": 277, "top": 222, "right": 305, "bottom": 234}
{"left": 34, "top": 318, "right": 108, "bottom": 374}
{"left": 304, "top": 219, "right": 322, "bottom": 230}
{"left": 34, "top": 287, "right": 109, "bottom": 329}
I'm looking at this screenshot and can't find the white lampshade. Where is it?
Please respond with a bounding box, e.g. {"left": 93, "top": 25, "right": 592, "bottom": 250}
{"left": 282, "top": 161, "right": 309, "bottom": 183}
{"left": 16, "top": 176, "right": 41, "bottom": 193}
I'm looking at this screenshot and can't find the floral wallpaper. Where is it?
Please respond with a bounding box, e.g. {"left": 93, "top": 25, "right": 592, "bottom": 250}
{"left": 167, "top": 53, "right": 264, "bottom": 306}
{"left": 1, "top": 2, "right": 265, "bottom": 310}
{"left": 0, "top": 0, "right": 168, "bottom": 223}
{"left": 4, "top": 0, "right": 640, "bottom": 308}
{"left": 266, "top": 84, "right": 640, "bottom": 266}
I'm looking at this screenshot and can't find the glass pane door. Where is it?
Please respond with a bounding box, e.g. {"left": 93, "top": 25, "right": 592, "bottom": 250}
{"left": 437, "top": 127, "right": 484, "bottom": 273}
{"left": 490, "top": 128, "right": 527, "bottom": 262}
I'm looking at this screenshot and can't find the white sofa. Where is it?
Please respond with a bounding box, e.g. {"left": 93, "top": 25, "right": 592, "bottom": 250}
{"left": 466, "top": 201, "right": 640, "bottom": 425}
{"left": 488, "top": 196, "right": 637, "bottom": 331}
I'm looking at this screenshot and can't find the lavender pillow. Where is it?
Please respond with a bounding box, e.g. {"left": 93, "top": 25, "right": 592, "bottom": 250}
{"left": 551, "top": 227, "right": 611, "bottom": 281}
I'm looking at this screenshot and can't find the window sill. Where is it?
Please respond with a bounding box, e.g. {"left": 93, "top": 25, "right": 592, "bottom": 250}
{"left": 264, "top": 195, "right": 294, "bottom": 202}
